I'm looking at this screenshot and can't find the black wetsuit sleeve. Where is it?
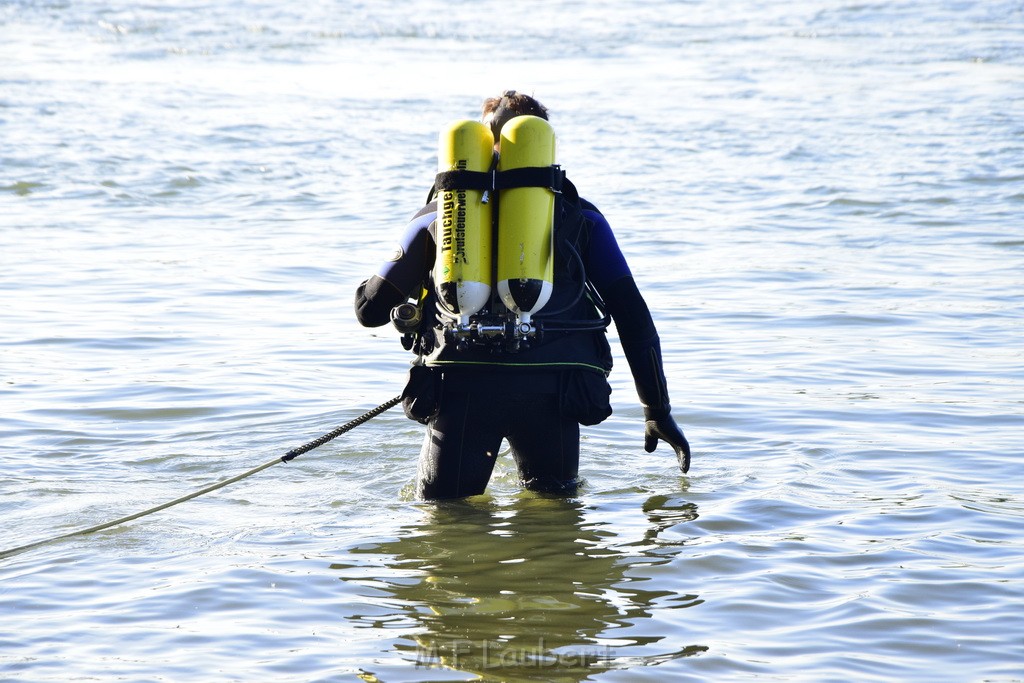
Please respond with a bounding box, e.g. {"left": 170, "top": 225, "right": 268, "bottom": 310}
{"left": 354, "top": 205, "right": 436, "bottom": 328}
{"left": 600, "top": 276, "right": 672, "bottom": 417}
{"left": 354, "top": 275, "right": 405, "bottom": 327}
{"left": 582, "top": 208, "right": 672, "bottom": 416}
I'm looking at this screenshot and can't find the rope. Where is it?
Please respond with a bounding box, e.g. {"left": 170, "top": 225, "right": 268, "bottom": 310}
{"left": 0, "top": 395, "right": 402, "bottom": 562}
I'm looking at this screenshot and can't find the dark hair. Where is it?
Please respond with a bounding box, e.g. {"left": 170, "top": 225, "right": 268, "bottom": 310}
{"left": 481, "top": 90, "right": 549, "bottom": 139}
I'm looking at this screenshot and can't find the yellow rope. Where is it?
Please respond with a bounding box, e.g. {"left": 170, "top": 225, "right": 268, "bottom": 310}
{"left": 0, "top": 395, "right": 402, "bottom": 562}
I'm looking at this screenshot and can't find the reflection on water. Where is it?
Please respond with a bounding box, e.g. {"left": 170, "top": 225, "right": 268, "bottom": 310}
{"left": 330, "top": 494, "right": 706, "bottom": 679}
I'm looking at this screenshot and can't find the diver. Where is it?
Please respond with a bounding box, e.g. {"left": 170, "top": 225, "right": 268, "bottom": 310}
{"left": 355, "top": 90, "right": 691, "bottom": 500}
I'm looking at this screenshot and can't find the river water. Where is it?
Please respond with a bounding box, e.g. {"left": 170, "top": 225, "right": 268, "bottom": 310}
{"left": 2, "top": 1, "right": 1022, "bottom": 681}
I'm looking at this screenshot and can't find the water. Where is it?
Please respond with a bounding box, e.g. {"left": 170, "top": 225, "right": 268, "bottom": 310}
{"left": 2, "top": 1, "right": 1023, "bottom": 680}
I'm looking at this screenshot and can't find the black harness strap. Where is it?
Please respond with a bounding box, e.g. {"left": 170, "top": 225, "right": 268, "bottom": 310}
{"left": 434, "top": 169, "right": 492, "bottom": 192}
{"left": 432, "top": 165, "right": 565, "bottom": 197}
{"left": 494, "top": 166, "right": 565, "bottom": 192}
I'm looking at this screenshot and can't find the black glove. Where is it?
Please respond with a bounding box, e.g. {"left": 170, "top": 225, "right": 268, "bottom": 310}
{"left": 602, "top": 276, "right": 693, "bottom": 474}
{"left": 622, "top": 334, "right": 692, "bottom": 474}
{"left": 644, "top": 407, "right": 691, "bottom": 473}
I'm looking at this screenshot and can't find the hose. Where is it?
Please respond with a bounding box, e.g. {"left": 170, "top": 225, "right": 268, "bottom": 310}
{"left": 0, "top": 395, "right": 402, "bottom": 561}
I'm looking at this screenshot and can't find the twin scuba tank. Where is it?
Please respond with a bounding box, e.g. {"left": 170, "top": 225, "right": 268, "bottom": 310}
{"left": 394, "top": 115, "right": 560, "bottom": 352}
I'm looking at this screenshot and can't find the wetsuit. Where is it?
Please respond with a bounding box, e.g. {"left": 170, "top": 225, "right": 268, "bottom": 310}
{"left": 355, "top": 195, "right": 675, "bottom": 499}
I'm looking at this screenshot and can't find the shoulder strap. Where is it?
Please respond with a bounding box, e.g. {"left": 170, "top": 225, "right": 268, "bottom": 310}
{"left": 555, "top": 176, "right": 588, "bottom": 249}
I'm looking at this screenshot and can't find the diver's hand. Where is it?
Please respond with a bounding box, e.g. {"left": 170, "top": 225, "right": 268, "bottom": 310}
{"left": 644, "top": 409, "right": 691, "bottom": 473}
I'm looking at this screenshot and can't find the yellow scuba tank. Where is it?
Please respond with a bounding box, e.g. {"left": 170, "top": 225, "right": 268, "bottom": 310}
{"left": 434, "top": 119, "right": 494, "bottom": 325}
{"left": 496, "top": 115, "right": 555, "bottom": 325}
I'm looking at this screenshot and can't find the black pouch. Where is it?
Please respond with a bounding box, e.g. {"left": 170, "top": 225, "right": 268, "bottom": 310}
{"left": 560, "top": 369, "right": 613, "bottom": 426}
{"left": 401, "top": 364, "right": 442, "bottom": 424}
